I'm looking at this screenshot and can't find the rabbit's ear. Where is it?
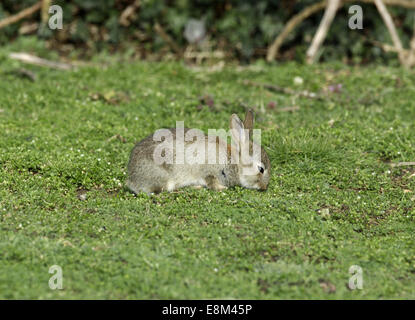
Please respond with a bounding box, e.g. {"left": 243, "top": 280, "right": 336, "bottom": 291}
{"left": 243, "top": 109, "right": 254, "bottom": 140}
{"left": 230, "top": 113, "right": 247, "bottom": 151}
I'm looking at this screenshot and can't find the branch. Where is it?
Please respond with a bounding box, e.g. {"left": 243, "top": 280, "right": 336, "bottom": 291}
{"left": 266, "top": 1, "right": 327, "bottom": 62}
{"left": 4, "top": 68, "right": 37, "bottom": 82}
{"left": 243, "top": 80, "right": 321, "bottom": 100}
{"left": 41, "top": 0, "right": 51, "bottom": 25}
{"left": 408, "top": 13, "right": 415, "bottom": 67}
{"left": 0, "top": 1, "right": 42, "bottom": 30}
{"left": 119, "top": 0, "right": 141, "bottom": 27}
{"left": 306, "top": 0, "right": 342, "bottom": 64}
{"left": 366, "top": 37, "right": 406, "bottom": 53}
{"left": 9, "top": 52, "right": 74, "bottom": 70}
{"left": 374, "top": 0, "right": 407, "bottom": 66}
{"left": 154, "top": 22, "right": 183, "bottom": 57}
{"left": 266, "top": 0, "right": 415, "bottom": 62}
{"left": 19, "top": 22, "right": 39, "bottom": 35}
{"left": 277, "top": 106, "right": 301, "bottom": 112}
{"left": 390, "top": 162, "right": 415, "bottom": 167}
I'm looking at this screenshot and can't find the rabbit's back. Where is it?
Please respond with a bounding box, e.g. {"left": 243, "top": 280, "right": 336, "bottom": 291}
{"left": 126, "top": 128, "right": 230, "bottom": 194}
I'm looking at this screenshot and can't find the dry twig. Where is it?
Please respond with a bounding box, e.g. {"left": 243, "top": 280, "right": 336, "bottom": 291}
{"left": 41, "top": 0, "right": 51, "bottom": 25}
{"left": 267, "top": 0, "right": 415, "bottom": 62}
{"left": 9, "top": 52, "right": 74, "bottom": 70}
{"left": 19, "top": 22, "right": 39, "bottom": 35}
{"left": 266, "top": 1, "right": 327, "bottom": 62}
{"left": 0, "top": 1, "right": 42, "bottom": 30}
{"left": 243, "top": 80, "right": 321, "bottom": 100}
{"left": 154, "top": 22, "right": 183, "bottom": 57}
{"left": 407, "top": 13, "right": 415, "bottom": 67}
{"left": 306, "top": 0, "right": 341, "bottom": 64}
{"left": 119, "top": 0, "right": 141, "bottom": 27}
{"left": 367, "top": 38, "right": 404, "bottom": 53}
{"left": 374, "top": 0, "right": 407, "bottom": 66}
{"left": 5, "top": 68, "right": 37, "bottom": 82}
{"left": 390, "top": 162, "right": 415, "bottom": 167}
{"left": 277, "top": 106, "right": 301, "bottom": 112}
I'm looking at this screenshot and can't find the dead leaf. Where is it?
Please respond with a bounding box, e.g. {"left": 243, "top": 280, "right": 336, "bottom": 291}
{"left": 319, "top": 279, "right": 336, "bottom": 293}
{"left": 267, "top": 101, "right": 277, "bottom": 109}
{"left": 107, "top": 134, "right": 126, "bottom": 143}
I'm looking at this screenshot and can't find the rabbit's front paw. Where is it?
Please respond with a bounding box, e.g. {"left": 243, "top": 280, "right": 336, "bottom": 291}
{"left": 205, "top": 175, "right": 227, "bottom": 192}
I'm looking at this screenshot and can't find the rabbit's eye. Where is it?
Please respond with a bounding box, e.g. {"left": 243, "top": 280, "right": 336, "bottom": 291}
{"left": 221, "top": 169, "right": 226, "bottom": 178}
{"left": 258, "top": 166, "right": 264, "bottom": 174}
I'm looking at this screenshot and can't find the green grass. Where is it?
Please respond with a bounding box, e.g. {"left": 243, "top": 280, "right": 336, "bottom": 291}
{"left": 1, "top": 51, "right": 415, "bottom": 299}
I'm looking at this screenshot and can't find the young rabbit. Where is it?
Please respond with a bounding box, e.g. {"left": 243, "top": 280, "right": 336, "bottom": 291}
{"left": 126, "top": 110, "right": 271, "bottom": 194}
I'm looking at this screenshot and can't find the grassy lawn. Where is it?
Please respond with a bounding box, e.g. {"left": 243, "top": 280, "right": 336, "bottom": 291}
{"left": 1, "top": 50, "right": 415, "bottom": 299}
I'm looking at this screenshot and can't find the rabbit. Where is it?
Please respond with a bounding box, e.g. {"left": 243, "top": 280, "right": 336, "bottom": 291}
{"left": 126, "top": 110, "right": 271, "bottom": 194}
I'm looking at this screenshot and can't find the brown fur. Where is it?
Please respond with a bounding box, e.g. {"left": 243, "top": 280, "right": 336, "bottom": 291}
{"left": 126, "top": 110, "right": 271, "bottom": 194}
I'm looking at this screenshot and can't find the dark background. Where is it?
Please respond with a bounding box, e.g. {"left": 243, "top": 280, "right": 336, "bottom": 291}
{"left": 1, "top": 1, "right": 414, "bottom": 63}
